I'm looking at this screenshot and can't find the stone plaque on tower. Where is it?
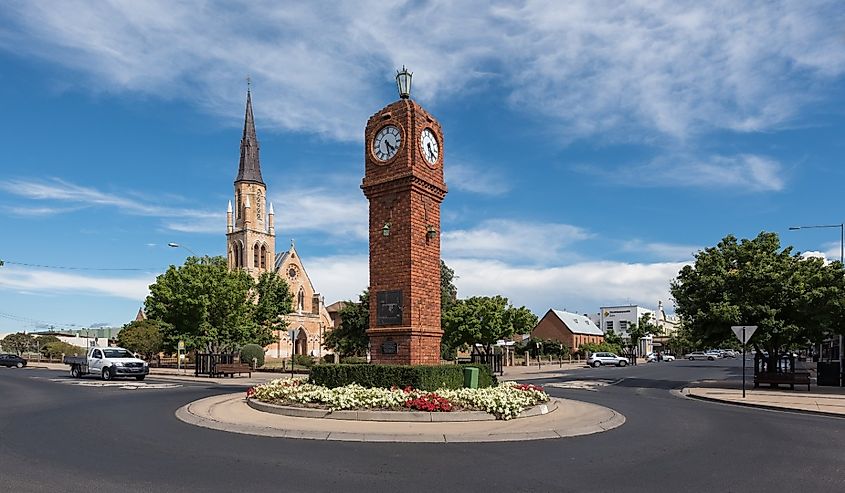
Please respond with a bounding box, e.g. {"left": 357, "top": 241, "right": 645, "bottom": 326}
{"left": 362, "top": 67, "right": 448, "bottom": 365}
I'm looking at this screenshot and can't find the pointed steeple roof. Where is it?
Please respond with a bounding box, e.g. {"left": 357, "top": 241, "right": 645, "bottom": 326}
{"left": 236, "top": 89, "right": 264, "bottom": 184}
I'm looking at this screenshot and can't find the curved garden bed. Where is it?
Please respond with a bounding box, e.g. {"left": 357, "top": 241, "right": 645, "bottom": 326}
{"left": 247, "top": 380, "right": 551, "bottom": 420}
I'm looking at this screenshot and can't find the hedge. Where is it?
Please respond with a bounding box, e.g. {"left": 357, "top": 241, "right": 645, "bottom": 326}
{"left": 309, "top": 364, "right": 497, "bottom": 391}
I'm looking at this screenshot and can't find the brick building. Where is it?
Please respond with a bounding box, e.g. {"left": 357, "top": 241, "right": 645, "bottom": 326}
{"left": 531, "top": 309, "right": 605, "bottom": 353}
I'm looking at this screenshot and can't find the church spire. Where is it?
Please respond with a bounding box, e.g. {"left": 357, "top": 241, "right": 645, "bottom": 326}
{"left": 236, "top": 88, "right": 264, "bottom": 184}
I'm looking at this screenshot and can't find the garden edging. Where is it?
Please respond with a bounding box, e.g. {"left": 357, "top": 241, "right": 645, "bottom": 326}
{"left": 246, "top": 397, "right": 557, "bottom": 422}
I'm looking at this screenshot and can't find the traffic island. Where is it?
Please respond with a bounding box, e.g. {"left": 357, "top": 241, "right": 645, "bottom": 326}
{"left": 175, "top": 393, "right": 625, "bottom": 442}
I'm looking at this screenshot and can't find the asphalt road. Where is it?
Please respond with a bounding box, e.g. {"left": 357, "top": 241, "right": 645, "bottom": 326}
{"left": 1, "top": 360, "right": 843, "bottom": 493}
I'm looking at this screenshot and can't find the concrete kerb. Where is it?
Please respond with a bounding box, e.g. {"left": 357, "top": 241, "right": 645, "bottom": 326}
{"left": 679, "top": 387, "right": 845, "bottom": 419}
{"left": 176, "top": 392, "right": 626, "bottom": 443}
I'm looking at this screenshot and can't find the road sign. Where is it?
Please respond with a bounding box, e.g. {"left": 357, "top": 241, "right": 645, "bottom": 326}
{"left": 177, "top": 340, "right": 185, "bottom": 350}
{"left": 288, "top": 329, "right": 299, "bottom": 341}
{"left": 731, "top": 326, "right": 757, "bottom": 344}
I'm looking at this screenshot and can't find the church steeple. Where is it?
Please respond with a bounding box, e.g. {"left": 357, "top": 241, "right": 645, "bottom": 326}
{"left": 236, "top": 88, "right": 264, "bottom": 184}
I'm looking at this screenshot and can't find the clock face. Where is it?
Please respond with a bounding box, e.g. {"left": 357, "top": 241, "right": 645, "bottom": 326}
{"left": 420, "top": 128, "right": 439, "bottom": 165}
{"left": 373, "top": 125, "right": 401, "bottom": 162}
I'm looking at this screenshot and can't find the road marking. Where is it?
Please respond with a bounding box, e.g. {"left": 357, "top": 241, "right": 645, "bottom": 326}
{"left": 49, "top": 378, "right": 181, "bottom": 390}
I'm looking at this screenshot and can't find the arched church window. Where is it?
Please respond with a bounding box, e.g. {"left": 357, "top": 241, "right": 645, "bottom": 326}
{"left": 297, "top": 287, "right": 305, "bottom": 312}
{"left": 253, "top": 243, "right": 260, "bottom": 268}
{"left": 260, "top": 244, "right": 267, "bottom": 269}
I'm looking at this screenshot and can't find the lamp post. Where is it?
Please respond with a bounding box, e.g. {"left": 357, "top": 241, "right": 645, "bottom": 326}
{"left": 788, "top": 224, "right": 844, "bottom": 264}
{"left": 167, "top": 242, "right": 198, "bottom": 257}
{"left": 789, "top": 223, "right": 845, "bottom": 386}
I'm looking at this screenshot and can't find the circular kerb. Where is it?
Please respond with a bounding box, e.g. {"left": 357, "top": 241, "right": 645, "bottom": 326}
{"left": 176, "top": 393, "right": 626, "bottom": 443}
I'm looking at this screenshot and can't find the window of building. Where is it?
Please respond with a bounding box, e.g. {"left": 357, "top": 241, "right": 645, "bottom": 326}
{"left": 620, "top": 320, "right": 628, "bottom": 331}
{"left": 606, "top": 321, "right": 613, "bottom": 332}
{"left": 260, "top": 245, "right": 267, "bottom": 269}
{"left": 253, "top": 243, "right": 260, "bottom": 268}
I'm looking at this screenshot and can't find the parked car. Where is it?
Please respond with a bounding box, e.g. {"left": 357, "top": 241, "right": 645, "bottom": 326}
{"left": 0, "top": 354, "right": 28, "bottom": 368}
{"left": 704, "top": 350, "right": 723, "bottom": 358}
{"left": 587, "top": 352, "right": 629, "bottom": 367}
{"left": 685, "top": 351, "right": 717, "bottom": 361}
{"left": 646, "top": 353, "right": 675, "bottom": 362}
{"left": 718, "top": 349, "right": 738, "bottom": 358}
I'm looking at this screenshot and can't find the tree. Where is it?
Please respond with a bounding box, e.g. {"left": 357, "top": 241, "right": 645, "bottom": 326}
{"left": 324, "top": 290, "right": 369, "bottom": 357}
{"left": 117, "top": 319, "right": 167, "bottom": 360}
{"left": 671, "top": 232, "right": 845, "bottom": 370}
{"left": 603, "top": 328, "right": 624, "bottom": 348}
{"left": 627, "top": 313, "right": 659, "bottom": 356}
{"left": 145, "top": 256, "right": 261, "bottom": 353}
{"left": 33, "top": 335, "right": 60, "bottom": 356}
{"left": 1, "top": 332, "right": 34, "bottom": 354}
{"left": 442, "top": 295, "right": 537, "bottom": 355}
{"left": 44, "top": 341, "right": 84, "bottom": 358}
{"left": 254, "top": 271, "right": 293, "bottom": 337}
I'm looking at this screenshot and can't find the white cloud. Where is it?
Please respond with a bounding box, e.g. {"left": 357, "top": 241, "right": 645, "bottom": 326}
{"left": 0, "top": 266, "right": 154, "bottom": 301}
{"left": 443, "top": 220, "right": 591, "bottom": 262}
{"left": 0, "top": 178, "right": 222, "bottom": 232}
{"left": 303, "top": 255, "right": 369, "bottom": 304}
{"left": 621, "top": 240, "right": 700, "bottom": 261}
{"left": 270, "top": 186, "right": 368, "bottom": 241}
{"left": 446, "top": 162, "right": 510, "bottom": 196}
{"left": 579, "top": 153, "right": 786, "bottom": 192}
{"left": 1, "top": 1, "right": 842, "bottom": 141}
{"left": 449, "top": 258, "right": 687, "bottom": 316}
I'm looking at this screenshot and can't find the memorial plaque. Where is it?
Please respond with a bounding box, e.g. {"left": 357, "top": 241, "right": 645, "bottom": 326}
{"left": 381, "top": 340, "right": 398, "bottom": 354}
{"left": 377, "top": 290, "right": 403, "bottom": 325}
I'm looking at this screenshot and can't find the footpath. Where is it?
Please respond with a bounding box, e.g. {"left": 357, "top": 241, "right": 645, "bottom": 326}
{"left": 684, "top": 385, "right": 845, "bottom": 417}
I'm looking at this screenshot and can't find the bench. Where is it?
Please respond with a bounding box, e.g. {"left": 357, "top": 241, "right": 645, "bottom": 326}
{"left": 213, "top": 363, "right": 252, "bottom": 378}
{"left": 754, "top": 371, "right": 810, "bottom": 391}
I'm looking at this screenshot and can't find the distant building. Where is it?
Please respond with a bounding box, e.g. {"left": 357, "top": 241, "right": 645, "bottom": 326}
{"left": 531, "top": 309, "right": 605, "bottom": 354}
{"left": 592, "top": 305, "right": 655, "bottom": 355}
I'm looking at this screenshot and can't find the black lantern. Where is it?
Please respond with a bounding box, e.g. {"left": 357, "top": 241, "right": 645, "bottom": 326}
{"left": 396, "top": 66, "right": 412, "bottom": 99}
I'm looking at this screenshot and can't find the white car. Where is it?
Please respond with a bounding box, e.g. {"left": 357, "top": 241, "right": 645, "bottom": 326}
{"left": 685, "top": 351, "right": 717, "bottom": 361}
{"left": 646, "top": 353, "right": 675, "bottom": 362}
{"left": 587, "top": 352, "right": 629, "bottom": 367}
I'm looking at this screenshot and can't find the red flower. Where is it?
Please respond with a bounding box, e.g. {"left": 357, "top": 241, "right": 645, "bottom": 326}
{"left": 404, "top": 392, "right": 453, "bottom": 412}
{"left": 246, "top": 387, "right": 256, "bottom": 398}
{"left": 515, "top": 383, "right": 544, "bottom": 392}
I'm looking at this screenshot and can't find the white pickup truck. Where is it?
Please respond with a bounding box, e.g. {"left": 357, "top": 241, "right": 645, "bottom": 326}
{"left": 63, "top": 347, "right": 149, "bottom": 381}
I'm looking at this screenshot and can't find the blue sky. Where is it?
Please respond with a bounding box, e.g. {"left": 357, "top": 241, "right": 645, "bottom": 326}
{"left": 1, "top": 1, "right": 844, "bottom": 332}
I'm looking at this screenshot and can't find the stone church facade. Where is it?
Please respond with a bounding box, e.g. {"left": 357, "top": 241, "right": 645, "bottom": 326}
{"left": 226, "top": 89, "right": 333, "bottom": 359}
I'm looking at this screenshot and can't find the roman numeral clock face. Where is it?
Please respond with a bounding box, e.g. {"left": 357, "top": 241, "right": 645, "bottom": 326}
{"left": 373, "top": 125, "right": 401, "bottom": 162}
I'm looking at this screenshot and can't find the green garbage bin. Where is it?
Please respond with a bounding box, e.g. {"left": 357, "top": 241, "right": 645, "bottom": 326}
{"left": 463, "top": 366, "right": 479, "bottom": 389}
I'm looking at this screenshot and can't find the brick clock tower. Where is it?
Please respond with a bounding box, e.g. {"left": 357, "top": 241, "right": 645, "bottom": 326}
{"left": 362, "top": 68, "right": 448, "bottom": 365}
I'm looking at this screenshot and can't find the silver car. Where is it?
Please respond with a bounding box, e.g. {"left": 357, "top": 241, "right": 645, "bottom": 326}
{"left": 685, "top": 351, "right": 717, "bottom": 361}
{"left": 587, "top": 352, "right": 629, "bottom": 367}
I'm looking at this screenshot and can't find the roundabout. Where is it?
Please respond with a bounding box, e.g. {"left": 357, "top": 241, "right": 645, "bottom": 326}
{"left": 176, "top": 392, "right": 626, "bottom": 442}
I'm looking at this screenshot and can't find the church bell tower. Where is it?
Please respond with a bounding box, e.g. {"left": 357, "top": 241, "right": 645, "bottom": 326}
{"left": 362, "top": 68, "right": 448, "bottom": 365}
{"left": 227, "top": 88, "right": 275, "bottom": 279}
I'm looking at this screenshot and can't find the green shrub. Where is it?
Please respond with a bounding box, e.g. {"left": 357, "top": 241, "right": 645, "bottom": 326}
{"left": 239, "top": 344, "right": 265, "bottom": 368}
{"left": 309, "top": 363, "right": 496, "bottom": 390}
{"left": 293, "top": 354, "right": 314, "bottom": 368}
{"left": 339, "top": 356, "right": 368, "bottom": 365}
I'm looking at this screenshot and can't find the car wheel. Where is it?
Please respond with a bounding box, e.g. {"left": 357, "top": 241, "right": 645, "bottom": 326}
{"left": 708, "top": 356, "right": 715, "bottom": 361}
{"left": 70, "top": 366, "right": 80, "bottom": 378}
{"left": 592, "top": 361, "right": 602, "bottom": 368}
{"left": 135, "top": 375, "right": 145, "bottom": 381}
{"left": 15, "top": 362, "right": 23, "bottom": 368}
{"left": 102, "top": 367, "right": 114, "bottom": 381}
{"left": 618, "top": 360, "right": 628, "bottom": 367}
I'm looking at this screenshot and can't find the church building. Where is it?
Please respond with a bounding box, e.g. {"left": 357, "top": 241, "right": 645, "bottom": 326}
{"left": 226, "top": 88, "right": 333, "bottom": 360}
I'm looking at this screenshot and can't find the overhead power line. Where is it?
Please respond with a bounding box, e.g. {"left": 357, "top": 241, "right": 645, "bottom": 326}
{"left": 0, "top": 259, "right": 160, "bottom": 272}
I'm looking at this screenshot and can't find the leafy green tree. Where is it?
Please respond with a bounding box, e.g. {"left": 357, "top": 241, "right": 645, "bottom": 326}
{"left": 117, "top": 320, "right": 167, "bottom": 360}
{"left": 44, "top": 341, "right": 84, "bottom": 358}
{"left": 671, "top": 232, "right": 845, "bottom": 370}
{"left": 579, "top": 341, "right": 623, "bottom": 355}
{"left": 254, "top": 271, "right": 293, "bottom": 336}
{"left": 627, "top": 313, "right": 659, "bottom": 356}
{"left": 33, "top": 335, "right": 60, "bottom": 356}
{"left": 145, "top": 256, "right": 262, "bottom": 353}
{"left": 324, "top": 290, "right": 370, "bottom": 357}
{"left": 442, "top": 295, "right": 537, "bottom": 355}
{"left": 1, "top": 332, "right": 34, "bottom": 354}
{"left": 604, "top": 328, "right": 624, "bottom": 348}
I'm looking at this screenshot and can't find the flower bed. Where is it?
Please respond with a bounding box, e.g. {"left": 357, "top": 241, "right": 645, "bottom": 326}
{"left": 249, "top": 380, "right": 549, "bottom": 420}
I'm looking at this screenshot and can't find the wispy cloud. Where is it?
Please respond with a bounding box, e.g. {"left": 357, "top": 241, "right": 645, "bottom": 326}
{"left": 446, "top": 162, "right": 510, "bottom": 196}
{"left": 621, "top": 240, "right": 701, "bottom": 261}
{"left": 0, "top": 178, "right": 222, "bottom": 232}
{"left": 0, "top": 266, "right": 154, "bottom": 301}
{"left": 578, "top": 154, "right": 786, "bottom": 192}
{"left": 443, "top": 219, "right": 591, "bottom": 263}
{"left": 1, "top": 1, "right": 842, "bottom": 141}
{"left": 270, "top": 186, "right": 368, "bottom": 241}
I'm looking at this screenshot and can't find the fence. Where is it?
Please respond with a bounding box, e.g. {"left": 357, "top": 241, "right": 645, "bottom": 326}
{"left": 195, "top": 353, "right": 235, "bottom": 377}
{"left": 470, "top": 352, "right": 504, "bottom": 376}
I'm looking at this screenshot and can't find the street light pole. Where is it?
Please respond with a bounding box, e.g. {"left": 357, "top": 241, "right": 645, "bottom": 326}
{"left": 789, "top": 223, "right": 845, "bottom": 387}
{"left": 167, "top": 242, "right": 198, "bottom": 257}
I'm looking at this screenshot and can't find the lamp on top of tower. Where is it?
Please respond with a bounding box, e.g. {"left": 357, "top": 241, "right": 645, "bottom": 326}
{"left": 395, "top": 66, "right": 412, "bottom": 99}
